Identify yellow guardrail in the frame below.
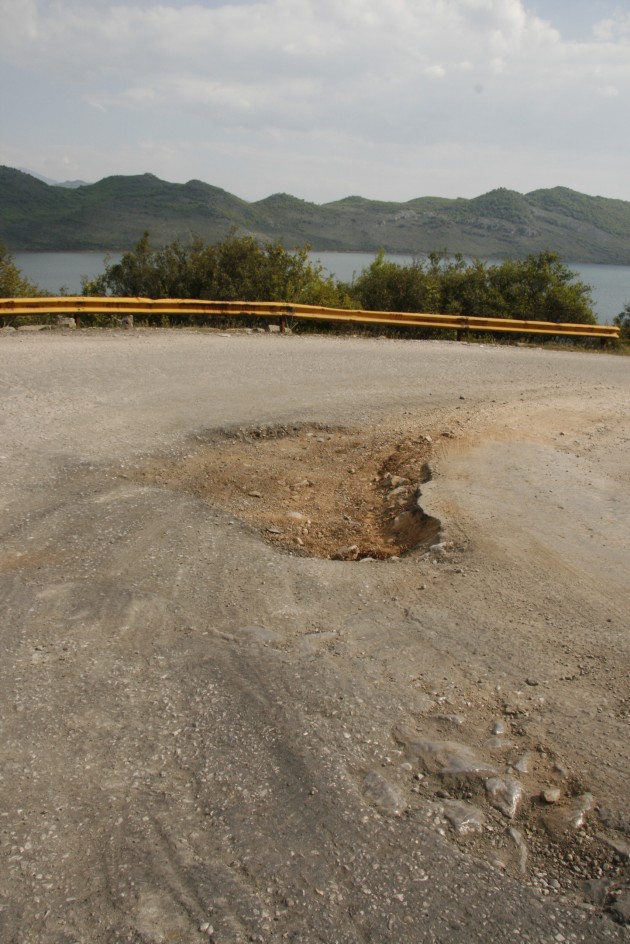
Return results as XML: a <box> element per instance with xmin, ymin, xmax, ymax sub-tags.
<box><xmin>0</xmin><ymin>296</ymin><xmax>620</xmax><ymax>340</ymax></box>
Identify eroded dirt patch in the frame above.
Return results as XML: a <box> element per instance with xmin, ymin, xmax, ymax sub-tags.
<box><xmin>132</xmin><ymin>423</ymin><xmax>441</xmax><ymax>560</ymax></box>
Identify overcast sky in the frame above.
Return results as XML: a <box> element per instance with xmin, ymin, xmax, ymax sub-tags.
<box><xmin>1</xmin><ymin>0</ymin><xmax>629</xmax><ymax>203</ymax></box>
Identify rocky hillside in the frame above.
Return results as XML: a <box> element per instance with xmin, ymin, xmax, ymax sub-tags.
<box><xmin>3</xmin><ymin>165</ymin><xmax>630</xmax><ymax>262</ymax></box>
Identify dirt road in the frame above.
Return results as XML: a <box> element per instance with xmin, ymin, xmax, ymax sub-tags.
<box><xmin>1</xmin><ymin>328</ymin><xmax>629</xmax><ymax>943</ymax></box>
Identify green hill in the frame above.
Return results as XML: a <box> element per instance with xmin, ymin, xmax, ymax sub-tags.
<box><xmin>2</xmin><ymin>167</ymin><xmax>630</xmax><ymax>263</ymax></box>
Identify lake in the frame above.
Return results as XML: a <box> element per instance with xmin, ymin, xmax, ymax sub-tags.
<box><xmin>13</xmin><ymin>250</ymin><xmax>630</xmax><ymax>326</ymax></box>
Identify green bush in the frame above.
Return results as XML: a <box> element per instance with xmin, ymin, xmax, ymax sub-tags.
<box><xmin>348</xmin><ymin>250</ymin><xmax>595</xmax><ymax>326</ymax></box>
<box><xmin>0</xmin><ymin>244</ymin><xmax>43</xmax><ymax>297</ymax></box>
<box><xmin>82</xmin><ymin>232</ymin><xmax>353</xmax><ymax>310</ymax></box>
<box><xmin>81</xmin><ymin>235</ymin><xmax>597</xmax><ymax>337</ymax></box>
<box><xmin>613</xmin><ymin>302</ymin><xmax>630</xmax><ymax>341</ymax></box>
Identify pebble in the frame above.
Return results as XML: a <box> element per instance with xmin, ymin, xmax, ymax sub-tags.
<box><xmin>332</xmin><ymin>544</ymin><xmax>360</xmax><ymax>561</ymax></box>
<box><xmin>542</xmin><ymin>787</ymin><xmax>562</xmax><ymax>804</ymax></box>
<box><xmin>388</xmin><ymin>485</ymin><xmax>409</xmax><ymax>498</ymax></box>
<box><xmin>525</xmin><ymin>676</ymin><xmax>539</xmax><ymax>686</ymax></box>
<box><xmin>432</xmin><ymin>713</ymin><xmax>465</xmax><ymax>726</ymax></box>
<box><xmin>502</xmin><ymin>704</ymin><xmax>520</xmax><ymax>716</ymax></box>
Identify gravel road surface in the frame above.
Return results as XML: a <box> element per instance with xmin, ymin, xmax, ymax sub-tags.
<box><xmin>1</xmin><ymin>328</ymin><xmax>629</xmax><ymax>943</ymax></box>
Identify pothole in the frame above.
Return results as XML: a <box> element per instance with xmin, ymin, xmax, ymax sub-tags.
<box><xmin>132</xmin><ymin>423</ymin><xmax>441</xmax><ymax>560</ymax></box>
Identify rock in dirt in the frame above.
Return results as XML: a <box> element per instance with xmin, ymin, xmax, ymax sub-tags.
<box><xmin>609</xmin><ymin>892</ymin><xmax>630</xmax><ymax>926</ymax></box>
<box><xmin>442</xmin><ymin>800</ymin><xmax>485</xmax><ymax>834</ymax></box>
<box><xmin>485</xmin><ymin>778</ymin><xmax>524</xmax><ymax>818</ymax></box>
<box><xmin>362</xmin><ymin>770</ymin><xmax>406</xmax><ymax>816</ymax></box>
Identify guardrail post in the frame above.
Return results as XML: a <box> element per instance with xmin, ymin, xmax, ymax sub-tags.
<box><xmin>280</xmin><ymin>316</ymin><xmax>286</xmax><ymax>334</ymax></box>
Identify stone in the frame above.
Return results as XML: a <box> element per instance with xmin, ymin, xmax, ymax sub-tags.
<box><xmin>508</xmin><ymin>827</ymin><xmax>528</xmax><ymax>874</ymax></box>
<box><xmin>598</xmin><ymin>834</ymin><xmax>630</xmax><ymax>859</ymax></box>
<box><xmin>394</xmin><ymin>730</ymin><xmax>495</xmax><ymax>780</ymax></box>
<box><xmin>485</xmin><ymin>737</ymin><xmax>514</xmax><ymax>750</ymax></box>
<box><xmin>332</xmin><ymin>544</ymin><xmax>360</xmax><ymax>561</ymax></box>
<box><xmin>387</xmin><ymin>474</ymin><xmax>409</xmax><ymax>488</ymax></box>
<box><xmin>541</xmin><ymin>793</ymin><xmax>594</xmax><ymax>837</ymax></box>
<box><xmin>290</xmin><ymin>479</ymin><xmax>311</xmax><ymax>489</ymax></box>
<box><xmin>362</xmin><ymin>770</ymin><xmax>405</xmax><ymax>816</ymax></box>
<box><xmin>609</xmin><ymin>892</ymin><xmax>630</xmax><ymax>926</ymax></box>
<box><xmin>485</xmin><ymin>778</ymin><xmax>524</xmax><ymax>818</ymax></box>
<box><xmin>442</xmin><ymin>800</ymin><xmax>485</xmax><ymax>834</ymax></box>
<box><xmin>511</xmin><ymin>753</ymin><xmax>532</xmax><ymax>774</ymax></box>
<box><xmin>542</xmin><ymin>787</ymin><xmax>562</xmax><ymax>804</ymax></box>
<box><xmin>435</xmin><ymin>713</ymin><xmax>465</xmax><ymax>726</ymax></box>
<box><xmin>581</xmin><ymin>878</ymin><xmax>613</xmax><ymax>906</ymax></box>
<box><xmin>502</xmin><ymin>704</ymin><xmax>520</xmax><ymax>716</ymax></box>
<box><xmin>388</xmin><ymin>485</ymin><xmax>409</xmax><ymax>498</ymax></box>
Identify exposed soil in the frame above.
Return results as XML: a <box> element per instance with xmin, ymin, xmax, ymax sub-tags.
<box><xmin>134</xmin><ymin>424</ymin><xmax>439</xmax><ymax>560</ymax></box>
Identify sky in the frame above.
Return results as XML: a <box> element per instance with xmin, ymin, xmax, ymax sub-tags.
<box><xmin>1</xmin><ymin>0</ymin><xmax>630</xmax><ymax>204</ymax></box>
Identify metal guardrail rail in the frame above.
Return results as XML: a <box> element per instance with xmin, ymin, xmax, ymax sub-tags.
<box><xmin>0</xmin><ymin>296</ymin><xmax>620</xmax><ymax>340</ymax></box>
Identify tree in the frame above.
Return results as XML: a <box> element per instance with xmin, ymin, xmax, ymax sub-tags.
<box><xmin>613</xmin><ymin>302</ymin><xmax>630</xmax><ymax>340</ymax></box>
<box><xmin>487</xmin><ymin>252</ymin><xmax>595</xmax><ymax>325</ymax></box>
<box><xmin>82</xmin><ymin>232</ymin><xmax>352</xmax><ymax>308</ymax></box>
<box><xmin>350</xmin><ymin>249</ymin><xmax>596</xmax><ymax>325</ymax></box>
<box><xmin>0</xmin><ymin>244</ymin><xmax>42</xmax><ymax>297</ymax></box>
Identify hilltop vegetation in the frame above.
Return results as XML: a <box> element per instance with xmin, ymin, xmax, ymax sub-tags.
<box><xmin>3</xmin><ymin>166</ymin><xmax>630</xmax><ymax>263</ymax></box>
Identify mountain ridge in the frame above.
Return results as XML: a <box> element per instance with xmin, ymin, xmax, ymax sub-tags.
<box><xmin>3</xmin><ymin>166</ymin><xmax>630</xmax><ymax>263</ymax></box>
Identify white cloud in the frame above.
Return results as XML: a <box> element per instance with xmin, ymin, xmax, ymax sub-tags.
<box><xmin>593</xmin><ymin>13</ymin><xmax>630</xmax><ymax>41</ymax></box>
<box><xmin>2</xmin><ymin>0</ymin><xmax>630</xmax><ymax>200</ymax></box>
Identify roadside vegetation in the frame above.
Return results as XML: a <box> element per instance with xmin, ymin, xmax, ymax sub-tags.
<box><xmin>2</xmin><ymin>233</ymin><xmax>626</xmax><ymax>346</ymax></box>
<box><xmin>0</xmin><ymin>244</ymin><xmax>43</xmax><ymax>297</ymax></box>
<box><xmin>80</xmin><ymin>233</ymin><xmax>598</xmax><ymax>339</ymax></box>
<box><xmin>613</xmin><ymin>303</ymin><xmax>630</xmax><ymax>341</ymax></box>
<box><xmin>82</xmin><ymin>233</ymin><xmax>351</xmax><ymax>309</ymax></box>
<box><xmin>349</xmin><ymin>249</ymin><xmax>596</xmax><ymax>326</ymax></box>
